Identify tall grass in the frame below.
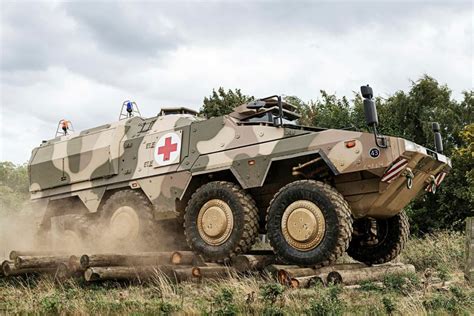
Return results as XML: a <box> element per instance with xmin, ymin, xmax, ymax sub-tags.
<box><xmin>0</xmin><ymin>231</ymin><xmax>472</xmax><ymax>315</ymax></box>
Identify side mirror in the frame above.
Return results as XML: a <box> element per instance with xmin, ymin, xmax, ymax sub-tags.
<box><xmin>361</xmin><ymin>85</ymin><xmax>378</xmax><ymax>127</ymax></box>
<box><xmin>361</xmin><ymin>85</ymin><xmax>373</xmax><ymax>99</ymax></box>
<box><xmin>432</xmin><ymin>122</ymin><xmax>444</xmax><ymax>153</ymax></box>
<box><xmin>361</xmin><ymin>84</ymin><xmax>387</xmax><ymax>148</ymax></box>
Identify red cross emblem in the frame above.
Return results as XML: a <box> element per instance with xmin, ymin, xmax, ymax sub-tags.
<box><xmin>154</xmin><ymin>132</ymin><xmax>182</xmax><ymax>166</ymax></box>
<box><xmin>157</xmin><ymin>137</ymin><xmax>178</xmax><ymax>161</ymax></box>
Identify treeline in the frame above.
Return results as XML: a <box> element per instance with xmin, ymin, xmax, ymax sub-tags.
<box><xmin>0</xmin><ymin>75</ymin><xmax>471</xmax><ymax>234</ymax></box>
<box><xmin>0</xmin><ymin>162</ymin><xmax>29</xmax><ymax>214</ymax></box>
<box><xmin>201</xmin><ymin>75</ymin><xmax>473</xmax><ymax>234</ymax></box>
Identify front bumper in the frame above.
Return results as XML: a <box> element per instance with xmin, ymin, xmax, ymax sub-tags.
<box><xmin>342</xmin><ymin>138</ymin><xmax>452</xmax><ymax>218</ymax></box>
<box><xmin>403</xmin><ymin>139</ymin><xmax>452</xmax><ymax>167</ymax></box>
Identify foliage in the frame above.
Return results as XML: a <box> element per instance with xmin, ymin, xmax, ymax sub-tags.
<box><xmin>359</xmin><ymin>280</ymin><xmax>383</xmax><ymax>292</ymax></box>
<box><xmin>0</xmin><ymin>75</ymin><xmax>471</xmax><ymax>234</ymax></box>
<box><xmin>0</xmin><ymin>246</ymin><xmax>473</xmax><ymax>315</ymax></box>
<box><xmin>205</xmin><ymin>75</ymin><xmax>472</xmax><ymax>234</ymax></box>
<box><xmin>200</xmin><ymin>87</ymin><xmax>253</xmax><ymax>118</ymax></box>
<box><xmin>212</xmin><ymin>287</ymin><xmax>238</xmax><ymax>316</ymax></box>
<box><xmin>422</xmin><ymin>286</ymin><xmax>474</xmax><ymax>314</ymax></box>
<box><xmin>0</xmin><ymin>161</ymin><xmax>29</xmax><ymax>214</ymax></box>
<box><xmin>382</xmin><ymin>272</ymin><xmax>420</xmax><ymax>294</ymax></box>
<box><xmin>382</xmin><ymin>296</ymin><xmax>396</xmax><ymax>315</ymax></box>
<box><xmin>305</xmin><ymin>285</ymin><xmax>345</xmax><ymax>316</ymax></box>
<box><xmin>401</xmin><ymin>230</ymin><xmax>465</xmax><ymax>273</ymax></box>
<box><xmin>262</xmin><ymin>305</ymin><xmax>285</xmax><ymax>316</ymax></box>
<box><xmin>299</xmin><ymin>91</ymin><xmax>354</xmax><ymax>129</ymax></box>
<box><xmin>259</xmin><ymin>283</ymin><xmax>285</xmax><ymax>304</ymax></box>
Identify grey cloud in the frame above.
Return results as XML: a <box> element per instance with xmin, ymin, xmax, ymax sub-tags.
<box><xmin>0</xmin><ymin>1</ymin><xmax>472</xmax><ymax>163</ymax></box>
<box><xmin>0</xmin><ymin>2</ymin><xmax>72</xmax><ymax>71</ymax></box>
<box><xmin>62</xmin><ymin>2</ymin><xmax>183</xmax><ymax>57</ymax></box>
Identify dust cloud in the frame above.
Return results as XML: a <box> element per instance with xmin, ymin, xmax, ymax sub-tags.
<box><xmin>0</xmin><ymin>203</ymin><xmax>188</xmax><ymax>262</ymax></box>
<box><xmin>0</xmin><ymin>208</ymin><xmax>43</xmax><ymax>261</ymax></box>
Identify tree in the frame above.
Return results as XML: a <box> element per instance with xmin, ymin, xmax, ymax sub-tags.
<box><xmin>408</xmin><ymin>123</ymin><xmax>474</xmax><ymax>233</ymax></box>
<box><xmin>200</xmin><ymin>87</ymin><xmax>253</xmax><ymax>118</ymax></box>
<box><xmin>298</xmin><ymin>91</ymin><xmax>354</xmax><ymax>129</ymax></box>
<box><xmin>0</xmin><ymin>162</ymin><xmax>29</xmax><ymax>215</ymax></box>
<box><xmin>295</xmin><ymin>75</ymin><xmax>472</xmax><ymax>234</ymax></box>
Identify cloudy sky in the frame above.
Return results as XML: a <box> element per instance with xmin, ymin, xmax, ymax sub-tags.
<box><xmin>0</xmin><ymin>0</ymin><xmax>472</xmax><ymax>163</ymax></box>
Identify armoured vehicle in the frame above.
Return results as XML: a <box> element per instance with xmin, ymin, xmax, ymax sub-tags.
<box><xmin>28</xmin><ymin>85</ymin><xmax>451</xmax><ymax>266</ymax></box>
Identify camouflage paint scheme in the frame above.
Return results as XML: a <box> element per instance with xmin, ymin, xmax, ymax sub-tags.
<box><xmin>28</xmin><ymin>102</ymin><xmax>451</xmax><ymax>224</ymax></box>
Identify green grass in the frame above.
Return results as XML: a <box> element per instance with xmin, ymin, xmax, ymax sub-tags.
<box><xmin>0</xmin><ymin>231</ymin><xmax>472</xmax><ymax>315</ymax></box>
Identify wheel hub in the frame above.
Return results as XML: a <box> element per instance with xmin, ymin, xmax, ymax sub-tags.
<box><xmin>197</xmin><ymin>199</ymin><xmax>233</xmax><ymax>245</ymax></box>
<box><xmin>281</xmin><ymin>200</ymin><xmax>325</xmax><ymax>251</ymax></box>
<box><xmin>109</xmin><ymin>206</ymin><xmax>140</xmax><ymax>240</ymax></box>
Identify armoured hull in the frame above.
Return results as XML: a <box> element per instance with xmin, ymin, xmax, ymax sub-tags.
<box><xmin>27</xmin><ymin>96</ymin><xmax>451</xmax><ymax>266</ymax></box>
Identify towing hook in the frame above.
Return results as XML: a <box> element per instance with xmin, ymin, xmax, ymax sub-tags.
<box><xmin>430</xmin><ymin>181</ymin><xmax>437</xmax><ymax>194</ymax></box>
<box><xmin>403</xmin><ymin>168</ymin><xmax>414</xmax><ymax>189</ymax></box>
<box><xmin>425</xmin><ymin>175</ymin><xmax>437</xmax><ymax>194</ymax></box>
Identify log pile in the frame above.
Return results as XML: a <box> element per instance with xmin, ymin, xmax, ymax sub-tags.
<box><xmin>1</xmin><ymin>249</ymin><xmax>416</xmax><ymax>287</ymax></box>
<box><xmin>274</xmin><ymin>262</ymin><xmax>416</xmax><ymax>288</ymax></box>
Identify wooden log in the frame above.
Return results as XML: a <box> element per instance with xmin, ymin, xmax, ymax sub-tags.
<box><xmin>277</xmin><ymin>263</ymin><xmax>367</xmax><ymax>285</ymax></box>
<box><xmin>55</xmin><ymin>263</ymin><xmax>72</xmax><ymax>280</ymax></box>
<box><xmin>193</xmin><ymin>255</ymin><xmax>207</xmax><ymax>267</ymax></box>
<box><xmin>125</xmin><ymin>252</ymin><xmax>177</xmax><ymax>266</ymax></box>
<box><xmin>191</xmin><ymin>266</ymin><xmax>237</xmax><ymax>280</ymax></box>
<box><xmin>84</xmin><ymin>266</ymin><xmax>163</xmax><ymax>282</ymax></box>
<box><xmin>15</xmin><ymin>255</ymin><xmax>71</xmax><ymax>269</ymax></box>
<box><xmin>265</xmin><ymin>264</ymin><xmax>300</xmax><ymax>275</ymax></box>
<box><xmin>80</xmin><ymin>254</ymin><xmax>127</xmax><ymax>269</ymax></box>
<box><xmin>1</xmin><ymin>261</ymin><xmax>10</xmax><ymax>276</ymax></box>
<box><xmin>277</xmin><ymin>268</ymin><xmax>319</xmax><ymax>285</ymax></box>
<box><xmin>173</xmin><ymin>267</ymin><xmax>201</xmax><ymax>282</ymax></box>
<box><xmin>326</xmin><ymin>263</ymin><xmax>416</xmax><ymax>285</ymax></box>
<box><xmin>232</xmin><ymin>255</ymin><xmax>277</xmax><ymax>272</ymax></box>
<box><xmin>170</xmin><ymin>251</ymin><xmax>196</xmax><ymax>265</ymax></box>
<box><xmin>290</xmin><ymin>275</ymin><xmax>324</xmax><ymax>288</ymax></box>
<box><xmin>9</xmin><ymin>250</ymin><xmax>67</xmax><ymax>261</ymax></box>
<box><xmin>68</xmin><ymin>255</ymin><xmax>82</xmax><ymax>272</ymax></box>
<box><xmin>2</xmin><ymin>260</ymin><xmax>54</xmax><ymax>276</ymax></box>
<box><xmin>80</xmin><ymin>252</ymin><xmax>176</xmax><ymax>269</ymax></box>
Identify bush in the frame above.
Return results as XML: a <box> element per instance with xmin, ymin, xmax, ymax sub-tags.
<box><xmin>305</xmin><ymin>285</ymin><xmax>345</xmax><ymax>316</ymax></box>
<box><xmin>382</xmin><ymin>272</ymin><xmax>420</xmax><ymax>294</ymax></box>
<box><xmin>262</xmin><ymin>306</ymin><xmax>285</xmax><ymax>316</ymax></box>
<box><xmin>213</xmin><ymin>288</ymin><xmax>238</xmax><ymax>316</ymax></box>
<box><xmin>423</xmin><ymin>286</ymin><xmax>473</xmax><ymax>314</ymax></box>
<box><xmin>158</xmin><ymin>301</ymin><xmax>179</xmax><ymax>314</ymax></box>
<box><xmin>359</xmin><ymin>280</ymin><xmax>383</xmax><ymax>292</ymax></box>
<box><xmin>260</xmin><ymin>283</ymin><xmax>285</xmax><ymax>304</ymax></box>
<box><xmin>401</xmin><ymin>231</ymin><xmax>464</xmax><ymax>272</ymax></box>
<box><xmin>382</xmin><ymin>296</ymin><xmax>396</xmax><ymax>315</ymax></box>
<box><xmin>40</xmin><ymin>294</ymin><xmax>62</xmax><ymax>313</ymax></box>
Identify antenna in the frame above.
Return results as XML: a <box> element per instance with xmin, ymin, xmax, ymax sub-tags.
<box><xmin>119</xmin><ymin>100</ymin><xmax>141</xmax><ymax>120</ymax></box>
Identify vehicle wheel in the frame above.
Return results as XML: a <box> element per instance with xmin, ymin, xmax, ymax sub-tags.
<box><xmin>100</xmin><ymin>190</ymin><xmax>155</xmax><ymax>247</ymax></box>
<box><xmin>58</xmin><ymin>214</ymin><xmax>91</xmax><ymax>250</ymax></box>
<box><xmin>184</xmin><ymin>181</ymin><xmax>259</xmax><ymax>261</ymax></box>
<box><xmin>36</xmin><ymin>200</ymin><xmax>89</xmax><ymax>249</ymax></box>
<box><xmin>266</xmin><ymin>180</ymin><xmax>353</xmax><ymax>267</ymax></box>
<box><xmin>347</xmin><ymin>211</ymin><xmax>409</xmax><ymax>265</ymax></box>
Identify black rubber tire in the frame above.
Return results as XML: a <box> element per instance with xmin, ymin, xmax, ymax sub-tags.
<box><xmin>266</xmin><ymin>180</ymin><xmax>353</xmax><ymax>267</ymax></box>
<box><xmin>100</xmin><ymin>189</ymin><xmax>156</xmax><ymax>247</ymax></box>
<box><xmin>58</xmin><ymin>214</ymin><xmax>92</xmax><ymax>248</ymax></box>
<box><xmin>62</xmin><ymin>214</ymin><xmax>91</xmax><ymax>237</ymax></box>
<box><xmin>347</xmin><ymin>211</ymin><xmax>409</xmax><ymax>265</ymax></box>
<box><xmin>183</xmin><ymin>181</ymin><xmax>259</xmax><ymax>262</ymax></box>
<box><xmin>36</xmin><ymin>199</ymin><xmax>88</xmax><ymax>247</ymax></box>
